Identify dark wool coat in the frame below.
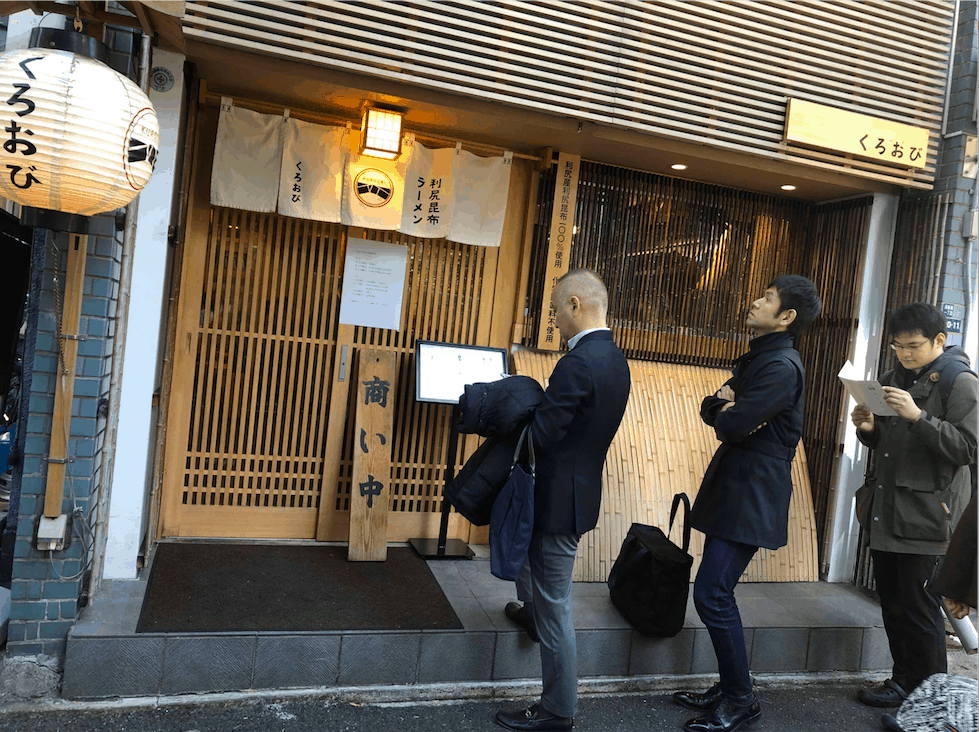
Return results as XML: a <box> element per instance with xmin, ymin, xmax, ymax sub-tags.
<box><xmin>443</xmin><ymin>376</ymin><xmax>544</xmax><ymax>526</ymax></box>
<box><xmin>531</xmin><ymin>331</ymin><xmax>631</xmax><ymax>535</ymax></box>
<box><xmin>689</xmin><ymin>332</ymin><xmax>805</xmax><ymax>550</ymax></box>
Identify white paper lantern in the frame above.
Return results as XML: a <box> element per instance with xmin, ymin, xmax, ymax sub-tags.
<box><xmin>0</xmin><ymin>47</ymin><xmax>160</xmax><ymax>215</ymax></box>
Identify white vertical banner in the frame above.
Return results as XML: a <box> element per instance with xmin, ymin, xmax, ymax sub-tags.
<box><xmin>338</xmin><ymin>237</ymin><xmax>410</xmax><ymax>331</ymax></box>
<box><xmin>399</xmin><ymin>139</ymin><xmax>454</xmax><ymax>239</ymax></box>
<box><xmin>341</xmin><ymin>134</ymin><xmax>411</xmax><ymax>230</ymax></box>
<box><xmin>210</xmin><ymin>97</ymin><xmax>283</xmax><ymax>212</ymax></box>
<box><xmin>278</xmin><ymin>118</ymin><xmax>346</xmax><ymax>222</ymax></box>
<box><xmin>447</xmin><ymin>148</ymin><xmax>513</xmax><ymax>247</ymax></box>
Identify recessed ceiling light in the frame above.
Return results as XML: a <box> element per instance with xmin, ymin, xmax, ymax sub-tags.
<box><xmin>671</xmin><ymin>163</ymin><xmax>687</xmax><ymax>171</ymax></box>
<box><xmin>781</xmin><ymin>184</ymin><xmax>797</xmax><ymax>191</ymax></box>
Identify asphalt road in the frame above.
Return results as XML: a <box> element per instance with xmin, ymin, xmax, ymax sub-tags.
<box><xmin>0</xmin><ymin>683</ymin><xmax>902</xmax><ymax>732</ymax></box>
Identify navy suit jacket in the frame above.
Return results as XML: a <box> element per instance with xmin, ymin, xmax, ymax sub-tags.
<box><xmin>531</xmin><ymin>330</ymin><xmax>631</xmax><ymax>535</ymax></box>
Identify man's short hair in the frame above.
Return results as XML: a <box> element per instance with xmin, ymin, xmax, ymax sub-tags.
<box><xmin>768</xmin><ymin>275</ymin><xmax>821</xmax><ymax>337</ymax></box>
<box><xmin>888</xmin><ymin>303</ymin><xmax>946</xmax><ymax>341</ymax></box>
<box><xmin>555</xmin><ymin>268</ymin><xmax>609</xmax><ymax>313</ymax></box>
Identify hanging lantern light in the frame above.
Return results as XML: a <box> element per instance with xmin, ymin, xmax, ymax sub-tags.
<box><xmin>0</xmin><ymin>28</ymin><xmax>159</xmax><ymax>216</ymax></box>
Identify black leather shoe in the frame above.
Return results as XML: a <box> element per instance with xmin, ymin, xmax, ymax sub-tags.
<box><xmin>505</xmin><ymin>602</ymin><xmax>539</xmax><ymax>642</ymax></box>
<box><xmin>881</xmin><ymin>713</ymin><xmax>905</xmax><ymax>732</ymax></box>
<box><xmin>673</xmin><ymin>683</ymin><xmax>723</xmax><ymax>711</ymax></box>
<box><xmin>683</xmin><ymin>697</ymin><xmax>762</xmax><ymax>732</ymax></box>
<box><xmin>495</xmin><ymin>703</ymin><xmax>573</xmax><ymax>731</ymax></box>
<box><xmin>857</xmin><ymin>679</ymin><xmax>908</xmax><ymax>708</ymax></box>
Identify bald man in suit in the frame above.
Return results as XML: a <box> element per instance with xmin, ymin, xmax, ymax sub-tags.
<box><xmin>495</xmin><ymin>269</ymin><xmax>631</xmax><ymax>732</ymax></box>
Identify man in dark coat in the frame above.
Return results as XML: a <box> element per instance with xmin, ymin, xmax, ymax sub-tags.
<box><xmin>495</xmin><ymin>269</ymin><xmax>631</xmax><ymax>732</ymax></box>
<box><xmin>850</xmin><ymin>303</ymin><xmax>977</xmax><ymax>715</ymax></box>
<box><xmin>673</xmin><ymin>275</ymin><xmax>822</xmax><ymax>732</ymax></box>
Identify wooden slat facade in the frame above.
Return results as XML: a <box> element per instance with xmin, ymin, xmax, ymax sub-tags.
<box><xmin>182</xmin><ymin>0</ymin><xmax>953</xmax><ymax>189</ymax></box>
<box><xmin>158</xmin><ymin>102</ymin><xmax>534</xmax><ymax>540</ymax></box>
<box><xmin>520</xmin><ymin>162</ymin><xmax>871</xmax><ymax>565</ymax></box>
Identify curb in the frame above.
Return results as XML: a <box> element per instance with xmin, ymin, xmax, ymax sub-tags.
<box><xmin>0</xmin><ymin>670</ymin><xmax>889</xmax><ymax>714</ymax></box>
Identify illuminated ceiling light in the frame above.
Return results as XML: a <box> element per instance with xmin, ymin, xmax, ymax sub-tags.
<box><xmin>781</xmin><ymin>184</ymin><xmax>797</xmax><ymax>191</ymax></box>
<box><xmin>671</xmin><ymin>163</ymin><xmax>688</xmax><ymax>171</ymax></box>
<box><xmin>361</xmin><ymin>106</ymin><xmax>403</xmax><ymax>159</ymax></box>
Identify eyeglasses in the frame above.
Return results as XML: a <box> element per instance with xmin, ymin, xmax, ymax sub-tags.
<box><xmin>889</xmin><ymin>340</ymin><xmax>930</xmax><ymax>353</ymax></box>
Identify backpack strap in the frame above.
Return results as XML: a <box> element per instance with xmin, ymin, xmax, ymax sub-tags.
<box><xmin>934</xmin><ymin>361</ymin><xmax>977</xmax><ymax>416</ymax></box>
<box><xmin>669</xmin><ymin>493</ymin><xmax>692</xmax><ymax>554</ymax></box>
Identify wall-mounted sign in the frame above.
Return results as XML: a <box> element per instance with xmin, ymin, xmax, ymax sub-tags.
<box><xmin>537</xmin><ymin>152</ymin><xmax>580</xmax><ymax>350</ymax></box>
<box><xmin>784</xmin><ymin>98</ymin><xmax>929</xmax><ymax>169</ymax></box>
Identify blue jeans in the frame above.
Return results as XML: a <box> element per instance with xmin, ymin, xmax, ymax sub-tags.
<box><xmin>693</xmin><ymin>536</ymin><xmax>758</xmax><ymax>701</ymax></box>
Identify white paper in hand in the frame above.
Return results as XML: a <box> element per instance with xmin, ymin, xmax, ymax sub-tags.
<box><xmin>837</xmin><ymin>361</ymin><xmax>898</xmax><ymax>416</ymax></box>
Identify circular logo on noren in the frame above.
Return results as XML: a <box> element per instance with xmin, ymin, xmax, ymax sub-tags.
<box><xmin>354</xmin><ymin>168</ymin><xmax>395</xmax><ymax>208</ymax></box>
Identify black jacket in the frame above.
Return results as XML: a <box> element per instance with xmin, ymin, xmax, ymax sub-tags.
<box><xmin>443</xmin><ymin>376</ymin><xmax>544</xmax><ymax>526</ymax></box>
<box><xmin>689</xmin><ymin>331</ymin><xmax>805</xmax><ymax>550</ymax></box>
<box><xmin>531</xmin><ymin>331</ymin><xmax>631</xmax><ymax>535</ymax></box>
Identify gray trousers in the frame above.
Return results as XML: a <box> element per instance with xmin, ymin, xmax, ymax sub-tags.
<box><xmin>515</xmin><ymin>531</ymin><xmax>580</xmax><ymax>718</ymax></box>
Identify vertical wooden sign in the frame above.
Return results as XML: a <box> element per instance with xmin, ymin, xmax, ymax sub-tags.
<box><xmin>348</xmin><ymin>348</ymin><xmax>397</xmax><ymax>561</ymax></box>
<box><xmin>537</xmin><ymin>152</ymin><xmax>580</xmax><ymax>350</ymax></box>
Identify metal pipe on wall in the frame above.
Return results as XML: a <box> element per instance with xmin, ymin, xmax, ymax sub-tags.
<box><xmin>89</xmin><ymin>31</ymin><xmax>152</xmax><ymax>595</ymax></box>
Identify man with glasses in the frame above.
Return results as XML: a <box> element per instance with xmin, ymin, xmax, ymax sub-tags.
<box><xmin>851</xmin><ymin>303</ymin><xmax>977</xmax><ymax>720</ymax></box>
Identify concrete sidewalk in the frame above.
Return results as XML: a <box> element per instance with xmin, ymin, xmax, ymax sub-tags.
<box><xmin>55</xmin><ymin>548</ymin><xmax>910</xmax><ymax>700</ymax></box>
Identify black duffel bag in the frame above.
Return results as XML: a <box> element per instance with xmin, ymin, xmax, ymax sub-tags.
<box><xmin>607</xmin><ymin>493</ymin><xmax>692</xmax><ymax>637</ymax></box>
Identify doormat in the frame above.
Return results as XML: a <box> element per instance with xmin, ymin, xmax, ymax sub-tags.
<box><xmin>136</xmin><ymin>544</ymin><xmax>463</xmax><ymax>633</ymax></box>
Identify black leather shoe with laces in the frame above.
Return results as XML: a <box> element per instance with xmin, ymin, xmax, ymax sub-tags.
<box><xmin>504</xmin><ymin>602</ymin><xmax>539</xmax><ymax>642</ymax></box>
<box><xmin>673</xmin><ymin>683</ymin><xmax>724</xmax><ymax>711</ymax></box>
<box><xmin>682</xmin><ymin>697</ymin><xmax>762</xmax><ymax>732</ymax></box>
<box><xmin>495</xmin><ymin>703</ymin><xmax>573</xmax><ymax>731</ymax></box>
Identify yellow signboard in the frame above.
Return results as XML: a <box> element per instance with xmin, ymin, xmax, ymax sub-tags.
<box><xmin>784</xmin><ymin>98</ymin><xmax>929</xmax><ymax>169</ymax></box>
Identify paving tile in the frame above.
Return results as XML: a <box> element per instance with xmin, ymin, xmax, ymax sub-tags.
<box><xmin>629</xmin><ymin>629</ymin><xmax>695</xmax><ymax>675</ymax></box>
<box><xmin>807</xmin><ymin>628</ymin><xmax>864</xmax><ymax>671</ymax></box>
<box><xmin>690</xmin><ymin>628</ymin><xmax>755</xmax><ymax>675</ymax></box>
<box><xmin>734</xmin><ymin>583</ymin><xmax>771</xmax><ymax>599</ymax></box>
<box><xmin>573</xmin><ymin>595</ymin><xmax>633</xmax><ymax>630</ymax></box>
<box><xmin>751</xmin><ymin>581</ymin><xmax>822</xmax><ymax>599</ymax></box>
<box><xmin>427</xmin><ymin>561</ymin><xmax>476</xmax><ymax>600</ymax></box>
<box><xmin>750</xmin><ymin>628</ymin><xmax>809</xmax><ymax>672</ymax></box>
<box><xmin>446</xmin><ymin>597</ymin><xmax>497</xmax><ymax>631</ymax></box>
<box><xmin>338</xmin><ymin>632</ymin><xmax>420</xmax><ymax>685</ymax></box>
<box><xmin>572</xmin><ymin>582</ymin><xmax>610</xmax><ymax>598</ymax></box>
<box><xmin>456</xmin><ymin>562</ymin><xmax>515</xmax><ymax>598</ymax></box>
<box><xmin>62</xmin><ymin>636</ymin><xmax>163</xmax><ymax>698</ymax></box>
<box><xmin>684</xmin><ymin>595</ymin><xmax>705</xmax><ymax>628</ymax></box>
<box><xmin>161</xmin><ymin>636</ymin><xmax>256</xmax><ymax>695</ymax></box>
<box><xmin>72</xmin><ymin>580</ymin><xmax>148</xmax><ymax>636</ymax></box>
<box><xmin>769</xmin><ymin>598</ymin><xmax>864</xmax><ymax>628</ymax></box>
<box><xmin>253</xmin><ymin>634</ymin><xmax>341</xmax><ymax>689</ymax></box>
<box><xmin>737</xmin><ymin>598</ymin><xmax>801</xmax><ymax>629</ymax></box>
<box><xmin>418</xmin><ymin>631</ymin><xmax>496</xmax><ymax>683</ymax></box>
<box><xmin>860</xmin><ymin>627</ymin><xmax>893</xmax><ymax>671</ymax></box>
<box><xmin>577</xmin><ymin>629</ymin><xmax>631</xmax><ymax>677</ymax></box>
<box><xmin>493</xmin><ymin>630</ymin><xmax>542</xmax><ymax>680</ymax></box>
<box><xmin>476</xmin><ymin>595</ymin><xmax>521</xmax><ymax>631</ymax></box>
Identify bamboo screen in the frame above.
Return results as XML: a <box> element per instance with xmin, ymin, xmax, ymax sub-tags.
<box><xmin>332</xmin><ymin>231</ymin><xmax>491</xmax><ymax>519</ymax></box>
<box><xmin>855</xmin><ymin>192</ymin><xmax>951</xmax><ymax>588</ymax></box>
<box><xmin>515</xmin><ymin>352</ymin><xmax>819</xmax><ymax>582</ymax></box>
<box><xmin>523</xmin><ymin>162</ymin><xmax>871</xmax><ymax>563</ymax></box>
<box><xmin>176</xmin><ymin>209</ymin><xmax>346</xmax><ymax>536</ymax></box>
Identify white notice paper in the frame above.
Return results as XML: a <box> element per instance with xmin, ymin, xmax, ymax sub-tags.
<box><xmin>837</xmin><ymin>361</ymin><xmax>898</xmax><ymax>416</ymax></box>
<box><xmin>338</xmin><ymin>238</ymin><xmax>409</xmax><ymax>331</ymax></box>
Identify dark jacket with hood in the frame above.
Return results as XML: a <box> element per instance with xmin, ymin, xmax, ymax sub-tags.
<box><xmin>689</xmin><ymin>331</ymin><xmax>805</xmax><ymax>550</ymax></box>
<box><xmin>443</xmin><ymin>375</ymin><xmax>544</xmax><ymax>526</ymax></box>
<box><xmin>855</xmin><ymin>346</ymin><xmax>977</xmax><ymax>555</ymax></box>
